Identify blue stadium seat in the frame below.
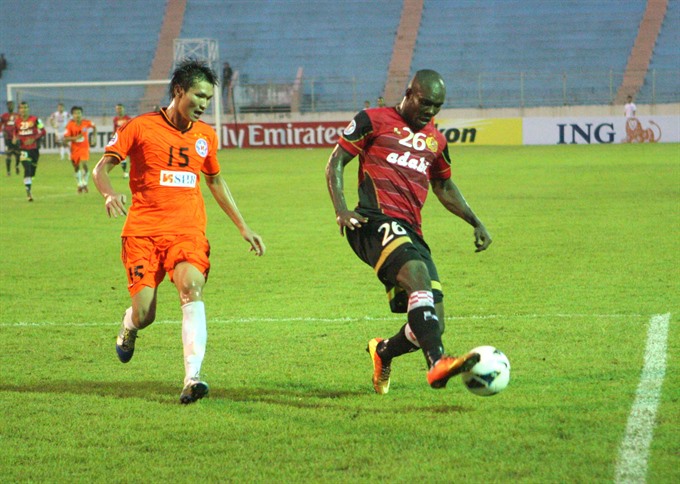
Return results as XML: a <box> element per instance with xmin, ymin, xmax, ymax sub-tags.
<box><xmin>181</xmin><ymin>0</ymin><xmax>402</xmax><ymax>111</ymax></box>
<box><xmin>1</xmin><ymin>0</ymin><xmax>165</xmax><ymax>116</ymax></box>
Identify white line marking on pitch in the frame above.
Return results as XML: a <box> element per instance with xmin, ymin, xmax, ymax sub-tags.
<box><xmin>615</xmin><ymin>313</ymin><xmax>671</xmax><ymax>484</ymax></box>
<box><xmin>0</xmin><ymin>313</ymin><xmax>646</xmax><ymax>327</ymax></box>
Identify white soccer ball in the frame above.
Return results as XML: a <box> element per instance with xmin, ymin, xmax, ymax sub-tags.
<box><xmin>461</xmin><ymin>346</ymin><xmax>511</xmax><ymax>396</ymax></box>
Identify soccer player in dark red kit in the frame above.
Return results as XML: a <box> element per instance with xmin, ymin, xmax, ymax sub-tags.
<box><xmin>13</xmin><ymin>101</ymin><xmax>46</xmax><ymax>201</ymax></box>
<box><xmin>112</xmin><ymin>103</ymin><xmax>131</xmax><ymax>177</ymax></box>
<box><xmin>1</xmin><ymin>100</ymin><xmax>21</xmax><ymax>176</ymax></box>
<box><xmin>326</xmin><ymin>69</ymin><xmax>492</xmax><ymax>394</ymax></box>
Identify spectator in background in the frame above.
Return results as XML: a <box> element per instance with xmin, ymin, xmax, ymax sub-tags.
<box><xmin>624</xmin><ymin>95</ymin><xmax>637</xmax><ymax>118</ymax></box>
<box><xmin>0</xmin><ymin>54</ymin><xmax>7</xmax><ymax>78</ymax></box>
<box><xmin>13</xmin><ymin>101</ymin><xmax>46</xmax><ymax>201</ymax></box>
<box><xmin>113</xmin><ymin>103</ymin><xmax>132</xmax><ymax>178</ymax></box>
<box><xmin>363</xmin><ymin>100</ymin><xmax>371</xmax><ymax>109</ymax></box>
<box><xmin>377</xmin><ymin>96</ymin><xmax>386</xmax><ymax>107</ymax></box>
<box><xmin>222</xmin><ymin>62</ymin><xmax>233</xmax><ymax>110</ymax></box>
<box><xmin>63</xmin><ymin>106</ymin><xmax>97</xmax><ymax>194</ymax></box>
<box><xmin>1</xmin><ymin>100</ymin><xmax>21</xmax><ymax>175</ymax></box>
<box><xmin>49</xmin><ymin>102</ymin><xmax>71</xmax><ymax>160</ymax></box>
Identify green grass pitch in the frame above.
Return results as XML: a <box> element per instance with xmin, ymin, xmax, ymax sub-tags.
<box><xmin>0</xmin><ymin>143</ymin><xmax>678</xmax><ymax>482</ymax></box>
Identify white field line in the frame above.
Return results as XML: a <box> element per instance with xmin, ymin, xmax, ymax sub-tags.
<box><xmin>615</xmin><ymin>313</ymin><xmax>671</xmax><ymax>484</ymax></box>
<box><xmin>0</xmin><ymin>312</ymin><xmax>647</xmax><ymax>328</ymax></box>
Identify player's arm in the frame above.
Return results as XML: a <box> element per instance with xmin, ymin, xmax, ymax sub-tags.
<box><xmin>431</xmin><ymin>177</ymin><xmax>492</xmax><ymax>252</ymax></box>
<box><xmin>325</xmin><ymin>144</ymin><xmax>368</xmax><ymax>236</ymax></box>
<box><xmin>93</xmin><ymin>155</ymin><xmax>127</xmax><ymax>218</ymax></box>
<box><xmin>89</xmin><ymin>123</ymin><xmax>97</xmax><ymax>147</ymax></box>
<box><xmin>204</xmin><ymin>173</ymin><xmax>265</xmax><ymax>256</ymax></box>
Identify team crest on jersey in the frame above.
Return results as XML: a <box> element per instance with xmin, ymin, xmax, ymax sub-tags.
<box><xmin>343</xmin><ymin>120</ymin><xmax>356</xmax><ymax>136</ymax></box>
<box><xmin>425</xmin><ymin>136</ymin><xmax>438</xmax><ymax>152</ymax></box>
<box><xmin>195</xmin><ymin>138</ymin><xmax>209</xmax><ymax>157</ymax></box>
<box><xmin>107</xmin><ymin>133</ymin><xmax>118</xmax><ymax>146</ymax></box>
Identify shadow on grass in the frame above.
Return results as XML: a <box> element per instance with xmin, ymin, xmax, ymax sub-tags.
<box><xmin>0</xmin><ymin>380</ymin><xmax>471</xmax><ymax>413</ymax></box>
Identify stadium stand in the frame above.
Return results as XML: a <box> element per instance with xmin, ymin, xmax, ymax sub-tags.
<box><xmin>1</xmin><ymin>0</ymin><xmax>166</xmax><ymax>116</ymax></box>
<box><xmin>638</xmin><ymin>0</ymin><xmax>680</xmax><ymax>103</ymax></box>
<box><xmin>1</xmin><ymin>0</ymin><xmax>676</xmax><ymax>114</ymax></box>
<box><xmin>412</xmin><ymin>0</ymin><xmax>649</xmax><ymax>108</ymax></box>
<box><xmin>180</xmin><ymin>0</ymin><xmax>402</xmax><ymax>111</ymax></box>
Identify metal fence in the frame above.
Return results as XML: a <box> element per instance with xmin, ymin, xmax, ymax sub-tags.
<box><xmin>234</xmin><ymin>69</ymin><xmax>680</xmax><ymax>113</ymax></box>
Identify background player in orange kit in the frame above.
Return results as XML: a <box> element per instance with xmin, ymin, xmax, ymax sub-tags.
<box><xmin>93</xmin><ymin>59</ymin><xmax>266</xmax><ymax>404</ymax></box>
<box><xmin>63</xmin><ymin>106</ymin><xmax>96</xmax><ymax>193</ymax></box>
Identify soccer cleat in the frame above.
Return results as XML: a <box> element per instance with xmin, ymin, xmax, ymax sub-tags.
<box><xmin>82</xmin><ymin>186</ymin><xmax>89</xmax><ymax>193</ymax></box>
<box><xmin>123</xmin><ymin>172</ymin><xmax>129</xmax><ymax>178</ymax></box>
<box><xmin>77</xmin><ymin>186</ymin><xmax>83</xmax><ymax>194</ymax></box>
<box><xmin>116</xmin><ymin>322</ymin><xmax>138</xmax><ymax>363</ymax></box>
<box><xmin>427</xmin><ymin>351</ymin><xmax>481</xmax><ymax>389</ymax></box>
<box><xmin>180</xmin><ymin>378</ymin><xmax>209</xmax><ymax>404</ymax></box>
<box><xmin>367</xmin><ymin>338</ymin><xmax>391</xmax><ymax>395</ymax></box>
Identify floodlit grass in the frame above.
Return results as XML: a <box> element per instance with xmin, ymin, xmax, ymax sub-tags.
<box><xmin>0</xmin><ymin>144</ymin><xmax>678</xmax><ymax>482</ymax></box>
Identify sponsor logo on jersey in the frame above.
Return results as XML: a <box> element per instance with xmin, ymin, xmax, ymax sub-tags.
<box><xmin>107</xmin><ymin>133</ymin><xmax>118</xmax><ymax>146</ymax></box>
<box><xmin>343</xmin><ymin>120</ymin><xmax>356</xmax><ymax>136</ymax></box>
<box><xmin>159</xmin><ymin>170</ymin><xmax>197</xmax><ymax>188</ymax></box>
<box><xmin>385</xmin><ymin>151</ymin><xmax>430</xmax><ymax>174</ymax></box>
<box><xmin>195</xmin><ymin>138</ymin><xmax>209</xmax><ymax>157</ymax></box>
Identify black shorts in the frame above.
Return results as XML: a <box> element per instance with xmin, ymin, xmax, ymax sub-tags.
<box><xmin>4</xmin><ymin>138</ymin><xmax>20</xmax><ymax>154</ymax></box>
<box><xmin>20</xmin><ymin>149</ymin><xmax>39</xmax><ymax>176</ymax></box>
<box><xmin>345</xmin><ymin>209</ymin><xmax>443</xmax><ymax>313</ymax></box>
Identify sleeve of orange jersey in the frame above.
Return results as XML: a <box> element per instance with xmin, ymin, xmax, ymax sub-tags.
<box><xmin>105</xmin><ymin>116</ymin><xmax>137</xmax><ymax>162</ymax></box>
<box><xmin>200</xmin><ymin>130</ymin><xmax>220</xmax><ymax>176</ymax></box>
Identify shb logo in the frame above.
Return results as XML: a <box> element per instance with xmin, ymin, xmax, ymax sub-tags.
<box><xmin>195</xmin><ymin>138</ymin><xmax>209</xmax><ymax>157</ymax></box>
<box><xmin>159</xmin><ymin>170</ymin><xmax>197</xmax><ymax>188</ymax></box>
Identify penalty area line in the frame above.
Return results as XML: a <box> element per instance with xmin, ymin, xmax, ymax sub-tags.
<box><xmin>614</xmin><ymin>312</ymin><xmax>671</xmax><ymax>484</ymax></box>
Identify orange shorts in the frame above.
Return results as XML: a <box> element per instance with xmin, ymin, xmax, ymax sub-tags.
<box><xmin>121</xmin><ymin>234</ymin><xmax>211</xmax><ymax>296</ymax></box>
<box><xmin>70</xmin><ymin>145</ymin><xmax>90</xmax><ymax>165</ymax></box>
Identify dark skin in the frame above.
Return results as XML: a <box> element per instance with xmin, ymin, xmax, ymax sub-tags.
<box><xmin>325</xmin><ymin>69</ymin><xmax>492</xmax><ymax>329</ymax></box>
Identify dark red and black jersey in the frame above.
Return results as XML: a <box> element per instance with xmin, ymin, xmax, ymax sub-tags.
<box><xmin>1</xmin><ymin>111</ymin><xmax>19</xmax><ymax>137</ymax></box>
<box><xmin>338</xmin><ymin>107</ymin><xmax>451</xmax><ymax>235</ymax></box>
<box><xmin>14</xmin><ymin>115</ymin><xmax>46</xmax><ymax>150</ymax></box>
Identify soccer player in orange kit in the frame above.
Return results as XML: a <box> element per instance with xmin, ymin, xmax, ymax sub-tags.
<box><xmin>93</xmin><ymin>59</ymin><xmax>266</xmax><ymax>404</ymax></box>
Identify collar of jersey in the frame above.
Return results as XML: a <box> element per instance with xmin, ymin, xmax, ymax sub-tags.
<box><xmin>160</xmin><ymin>107</ymin><xmax>193</xmax><ymax>133</ymax></box>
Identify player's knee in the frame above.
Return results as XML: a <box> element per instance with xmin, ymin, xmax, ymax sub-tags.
<box><xmin>396</xmin><ymin>259</ymin><xmax>431</xmax><ymax>293</ymax></box>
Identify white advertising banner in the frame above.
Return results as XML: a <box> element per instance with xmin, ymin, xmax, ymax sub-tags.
<box><xmin>523</xmin><ymin>116</ymin><xmax>680</xmax><ymax>145</ymax></box>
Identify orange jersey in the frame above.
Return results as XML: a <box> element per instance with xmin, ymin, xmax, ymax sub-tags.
<box><xmin>105</xmin><ymin>109</ymin><xmax>220</xmax><ymax>237</ymax></box>
<box><xmin>65</xmin><ymin>119</ymin><xmax>95</xmax><ymax>162</ymax></box>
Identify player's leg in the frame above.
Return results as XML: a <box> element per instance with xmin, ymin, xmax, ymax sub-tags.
<box><xmin>167</xmin><ymin>236</ymin><xmax>211</xmax><ymax>404</ymax></box>
<box><xmin>20</xmin><ymin>151</ymin><xmax>34</xmax><ymax>201</ymax></box>
<box><xmin>13</xmin><ymin>144</ymin><xmax>20</xmax><ymax>174</ymax></box>
<box><xmin>5</xmin><ymin>147</ymin><xmax>10</xmax><ymax>176</ymax></box>
<box><xmin>121</xmin><ymin>159</ymin><xmax>128</xmax><ymax>178</ymax></box>
<box><xmin>117</xmin><ymin>236</ymin><xmax>164</xmax><ymax>363</ymax></box>
<box><xmin>72</xmin><ymin>159</ymin><xmax>83</xmax><ymax>192</ymax></box>
<box><xmin>395</xmin><ymin>261</ymin><xmax>479</xmax><ymax>388</ymax></box>
<box><xmin>81</xmin><ymin>161</ymin><xmax>89</xmax><ymax>192</ymax></box>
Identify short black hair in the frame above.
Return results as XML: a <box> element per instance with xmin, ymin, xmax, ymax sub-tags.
<box><xmin>169</xmin><ymin>58</ymin><xmax>219</xmax><ymax>99</ymax></box>
<box><xmin>71</xmin><ymin>105</ymin><xmax>83</xmax><ymax>114</ymax></box>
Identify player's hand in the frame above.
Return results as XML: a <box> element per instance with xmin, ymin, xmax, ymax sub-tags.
<box><xmin>104</xmin><ymin>193</ymin><xmax>127</xmax><ymax>218</ymax></box>
<box><xmin>335</xmin><ymin>209</ymin><xmax>368</xmax><ymax>236</ymax></box>
<box><xmin>473</xmin><ymin>224</ymin><xmax>492</xmax><ymax>252</ymax></box>
<box><xmin>242</xmin><ymin>229</ymin><xmax>265</xmax><ymax>256</ymax></box>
